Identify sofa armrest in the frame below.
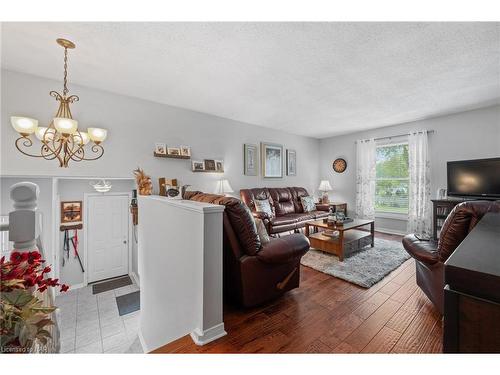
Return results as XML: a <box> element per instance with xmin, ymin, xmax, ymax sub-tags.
<box><xmin>315</xmin><ymin>203</ymin><xmax>330</xmax><ymax>212</ymax></box>
<box><xmin>252</xmin><ymin>211</ymin><xmax>271</xmax><ymax>221</ymax></box>
<box><xmin>256</xmin><ymin>234</ymin><xmax>310</xmax><ymax>264</ymax></box>
<box><xmin>402</xmin><ymin>234</ymin><xmax>439</xmax><ymax>265</ymax></box>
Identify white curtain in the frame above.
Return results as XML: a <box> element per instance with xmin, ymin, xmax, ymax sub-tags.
<box><xmin>355</xmin><ymin>139</ymin><xmax>376</xmax><ymax>220</ymax></box>
<box><xmin>408</xmin><ymin>131</ymin><xmax>431</xmax><ymax>235</ymax></box>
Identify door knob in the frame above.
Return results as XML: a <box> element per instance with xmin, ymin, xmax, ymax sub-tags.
<box><xmin>123</xmin><ymin>240</ymin><xmax>127</xmax><ymax>244</ymax></box>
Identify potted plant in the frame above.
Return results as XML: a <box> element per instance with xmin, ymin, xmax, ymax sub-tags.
<box><xmin>1</xmin><ymin>250</ymin><xmax>69</xmax><ymax>353</ymax></box>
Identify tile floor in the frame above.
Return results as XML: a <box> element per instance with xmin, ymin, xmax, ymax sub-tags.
<box><xmin>55</xmin><ymin>280</ymin><xmax>143</xmax><ymax>353</ymax></box>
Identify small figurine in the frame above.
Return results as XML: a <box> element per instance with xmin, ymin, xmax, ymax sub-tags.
<box><xmin>133</xmin><ymin>167</ymin><xmax>153</xmax><ymax>195</ymax></box>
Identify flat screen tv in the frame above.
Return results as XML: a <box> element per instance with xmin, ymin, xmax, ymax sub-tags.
<box><xmin>447</xmin><ymin>157</ymin><xmax>500</xmax><ymax>199</ymax></box>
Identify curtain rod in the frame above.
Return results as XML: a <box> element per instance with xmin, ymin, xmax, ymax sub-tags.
<box><xmin>355</xmin><ymin>130</ymin><xmax>435</xmax><ymax>143</ymax></box>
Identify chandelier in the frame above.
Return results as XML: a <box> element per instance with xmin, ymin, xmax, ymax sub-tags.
<box><xmin>11</xmin><ymin>38</ymin><xmax>108</xmax><ymax>168</ymax></box>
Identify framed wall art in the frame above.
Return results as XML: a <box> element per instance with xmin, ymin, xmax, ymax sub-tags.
<box><xmin>286</xmin><ymin>149</ymin><xmax>297</xmax><ymax>176</ymax></box>
<box><xmin>61</xmin><ymin>201</ymin><xmax>83</xmax><ymax>223</ymax></box>
<box><xmin>261</xmin><ymin>142</ymin><xmax>283</xmax><ymax>178</ymax></box>
<box><xmin>244</xmin><ymin>143</ymin><xmax>258</xmax><ymax>176</ymax></box>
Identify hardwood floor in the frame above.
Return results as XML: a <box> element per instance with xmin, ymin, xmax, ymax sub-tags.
<box><xmin>153</xmin><ymin>232</ymin><xmax>442</xmax><ymax>354</ymax></box>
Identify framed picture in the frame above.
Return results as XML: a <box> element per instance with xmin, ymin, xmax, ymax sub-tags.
<box><xmin>204</xmin><ymin>159</ymin><xmax>216</xmax><ymax>171</ymax></box>
<box><xmin>167</xmin><ymin>147</ymin><xmax>181</xmax><ymax>156</ymax></box>
<box><xmin>192</xmin><ymin>160</ymin><xmax>205</xmax><ymax>171</ymax></box>
<box><xmin>215</xmin><ymin>160</ymin><xmax>224</xmax><ymax>172</ymax></box>
<box><xmin>61</xmin><ymin>201</ymin><xmax>82</xmax><ymax>223</ymax></box>
<box><xmin>155</xmin><ymin>143</ymin><xmax>166</xmax><ymax>155</ymax></box>
<box><xmin>286</xmin><ymin>149</ymin><xmax>297</xmax><ymax>176</ymax></box>
<box><xmin>261</xmin><ymin>142</ymin><xmax>283</xmax><ymax>178</ymax></box>
<box><xmin>244</xmin><ymin>144</ymin><xmax>258</xmax><ymax>176</ymax></box>
<box><xmin>180</xmin><ymin>145</ymin><xmax>191</xmax><ymax>157</ymax></box>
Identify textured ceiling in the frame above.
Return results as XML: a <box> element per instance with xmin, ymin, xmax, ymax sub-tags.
<box><xmin>2</xmin><ymin>22</ymin><xmax>499</xmax><ymax>138</ymax></box>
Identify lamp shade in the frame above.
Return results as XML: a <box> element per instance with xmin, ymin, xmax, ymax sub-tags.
<box><xmin>35</xmin><ymin>127</ymin><xmax>56</xmax><ymax>142</ymax></box>
<box><xmin>318</xmin><ymin>180</ymin><xmax>332</xmax><ymax>191</ymax></box>
<box><xmin>54</xmin><ymin>117</ymin><xmax>78</xmax><ymax>135</ymax></box>
<box><xmin>88</xmin><ymin>127</ymin><xmax>107</xmax><ymax>143</ymax></box>
<box><xmin>11</xmin><ymin>117</ymin><xmax>38</xmax><ymax>135</ymax></box>
<box><xmin>217</xmin><ymin>179</ymin><xmax>234</xmax><ymax>195</ymax></box>
<box><xmin>73</xmin><ymin>131</ymin><xmax>90</xmax><ymax>145</ymax></box>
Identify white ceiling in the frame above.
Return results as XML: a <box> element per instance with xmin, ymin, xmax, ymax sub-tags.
<box><xmin>2</xmin><ymin>22</ymin><xmax>499</xmax><ymax>138</ymax></box>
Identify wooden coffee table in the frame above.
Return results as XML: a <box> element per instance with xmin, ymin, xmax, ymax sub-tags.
<box><xmin>305</xmin><ymin>219</ymin><xmax>375</xmax><ymax>261</ymax></box>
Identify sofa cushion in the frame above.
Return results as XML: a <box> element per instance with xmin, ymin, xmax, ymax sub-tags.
<box><xmin>270</xmin><ymin>215</ymin><xmax>298</xmax><ymax>226</ymax></box>
<box><xmin>269</xmin><ymin>188</ymin><xmax>296</xmax><ymax>216</ymax></box>
<box><xmin>254</xmin><ymin>198</ymin><xmax>274</xmax><ymax>218</ymax></box>
<box><xmin>187</xmin><ymin>192</ymin><xmax>262</xmax><ymax>255</ymax></box>
<box><xmin>289</xmin><ymin>187</ymin><xmax>310</xmax><ymax>213</ymax></box>
<box><xmin>300</xmin><ymin>196</ymin><xmax>316</xmax><ymax>213</ymax></box>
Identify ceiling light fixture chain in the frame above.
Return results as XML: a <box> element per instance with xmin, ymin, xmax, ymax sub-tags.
<box><xmin>10</xmin><ymin>38</ymin><xmax>107</xmax><ymax>168</ymax></box>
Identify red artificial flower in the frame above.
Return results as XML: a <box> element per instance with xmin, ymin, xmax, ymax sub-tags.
<box><xmin>21</xmin><ymin>252</ymin><xmax>29</xmax><ymax>262</ymax></box>
<box><xmin>24</xmin><ymin>274</ymin><xmax>37</xmax><ymax>287</ymax></box>
<box><xmin>42</xmin><ymin>266</ymin><xmax>51</xmax><ymax>274</ymax></box>
<box><xmin>28</xmin><ymin>251</ymin><xmax>41</xmax><ymax>264</ymax></box>
<box><xmin>60</xmin><ymin>284</ymin><xmax>69</xmax><ymax>292</ymax></box>
<box><xmin>10</xmin><ymin>251</ymin><xmax>22</xmax><ymax>263</ymax></box>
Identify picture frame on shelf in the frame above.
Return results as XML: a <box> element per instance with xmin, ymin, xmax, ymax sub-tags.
<box><xmin>244</xmin><ymin>143</ymin><xmax>258</xmax><ymax>176</ymax></box>
<box><xmin>167</xmin><ymin>147</ymin><xmax>181</xmax><ymax>156</ymax></box>
<box><xmin>286</xmin><ymin>149</ymin><xmax>297</xmax><ymax>176</ymax></box>
<box><xmin>261</xmin><ymin>142</ymin><xmax>283</xmax><ymax>178</ymax></box>
<box><xmin>192</xmin><ymin>160</ymin><xmax>205</xmax><ymax>171</ymax></box>
<box><xmin>204</xmin><ymin>159</ymin><xmax>216</xmax><ymax>171</ymax></box>
<box><xmin>215</xmin><ymin>160</ymin><xmax>224</xmax><ymax>172</ymax></box>
<box><xmin>155</xmin><ymin>143</ymin><xmax>167</xmax><ymax>155</ymax></box>
<box><xmin>180</xmin><ymin>145</ymin><xmax>191</xmax><ymax>157</ymax></box>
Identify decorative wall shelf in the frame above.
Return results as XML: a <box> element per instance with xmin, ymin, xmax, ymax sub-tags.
<box><xmin>153</xmin><ymin>152</ymin><xmax>191</xmax><ymax>160</ymax></box>
<box><xmin>192</xmin><ymin>170</ymin><xmax>224</xmax><ymax>173</ymax></box>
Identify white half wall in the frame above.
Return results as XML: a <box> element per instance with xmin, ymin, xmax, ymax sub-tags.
<box><xmin>1</xmin><ymin>70</ymin><xmax>320</xmax><ymax>195</ymax></box>
<box><xmin>319</xmin><ymin>105</ymin><xmax>500</xmax><ymax>234</ymax></box>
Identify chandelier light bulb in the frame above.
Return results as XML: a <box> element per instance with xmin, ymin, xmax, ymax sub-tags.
<box><xmin>11</xmin><ymin>117</ymin><xmax>38</xmax><ymax>135</ymax></box>
<box><xmin>54</xmin><ymin>117</ymin><xmax>78</xmax><ymax>135</ymax></box>
<box><xmin>88</xmin><ymin>128</ymin><xmax>107</xmax><ymax>143</ymax></box>
<box><xmin>35</xmin><ymin>127</ymin><xmax>56</xmax><ymax>142</ymax></box>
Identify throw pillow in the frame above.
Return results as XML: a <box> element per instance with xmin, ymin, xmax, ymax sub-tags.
<box><xmin>254</xmin><ymin>199</ymin><xmax>273</xmax><ymax>218</ymax></box>
<box><xmin>254</xmin><ymin>218</ymin><xmax>270</xmax><ymax>245</ymax></box>
<box><xmin>301</xmin><ymin>196</ymin><xmax>316</xmax><ymax>213</ymax></box>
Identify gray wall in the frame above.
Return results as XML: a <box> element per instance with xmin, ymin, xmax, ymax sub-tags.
<box><xmin>319</xmin><ymin>105</ymin><xmax>500</xmax><ymax>234</ymax></box>
<box><xmin>1</xmin><ymin>70</ymin><xmax>321</xmax><ymax>195</ymax></box>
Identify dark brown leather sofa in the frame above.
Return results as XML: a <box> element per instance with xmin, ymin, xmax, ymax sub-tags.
<box><xmin>403</xmin><ymin>200</ymin><xmax>500</xmax><ymax>314</ymax></box>
<box><xmin>184</xmin><ymin>191</ymin><xmax>310</xmax><ymax>308</ymax></box>
<box><xmin>240</xmin><ymin>187</ymin><xmax>329</xmax><ymax>235</ymax></box>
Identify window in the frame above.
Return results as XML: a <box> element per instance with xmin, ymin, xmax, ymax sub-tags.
<box><xmin>375</xmin><ymin>143</ymin><xmax>409</xmax><ymax>214</ymax></box>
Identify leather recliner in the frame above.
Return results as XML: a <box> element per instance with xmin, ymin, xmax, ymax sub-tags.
<box><xmin>402</xmin><ymin>200</ymin><xmax>500</xmax><ymax>314</ymax></box>
<box><xmin>184</xmin><ymin>191</ymin><xmax>310</xmax><ymax>308</ymax></box>
<box><xmin>240</xmin><ymin>187</ymin><xmax>329</xmax><ymax>235</ymax></box>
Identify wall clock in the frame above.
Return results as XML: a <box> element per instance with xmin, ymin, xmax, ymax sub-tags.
<box><xmin>332</xmin><ymin>158</ymin><xmax>347</xmax><ymax>173</ymax></box>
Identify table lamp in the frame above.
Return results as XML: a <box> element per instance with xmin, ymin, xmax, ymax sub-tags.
<box><xmin>318</xmin><ymin>180</ymin><xmax>332</xmax><ymax>203</ymax></box>
<box><xmin>217</xmin><ymin>179</ymin><xmax>234</xmax><ymax>196</ymax></box>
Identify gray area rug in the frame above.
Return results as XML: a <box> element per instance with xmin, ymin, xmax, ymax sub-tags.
<box><xmin>116</xmin><ymin>291</ymin><xmax>140</xmax><ymax>316</ymax></box>
<box><xmin>301</xmin><ymin>238</ymin><xmax>410</xmax><ymax>288</ymax></box>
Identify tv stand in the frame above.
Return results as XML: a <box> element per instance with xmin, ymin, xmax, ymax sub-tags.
<box><xmin>431</xmin><ymin>198</ymin><xmax>466</xmax><ymax>240</ymax></box>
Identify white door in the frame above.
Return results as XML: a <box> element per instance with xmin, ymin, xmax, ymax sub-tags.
<box><xmin>87</xmin><ymin>194</ymin><xmax>129</xmax><ymax>283</ymax></box>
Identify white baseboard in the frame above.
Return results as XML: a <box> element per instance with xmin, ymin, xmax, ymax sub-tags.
<box><xmin>138</xmin><ymin>328</ymin><xmax>148</xmax><ymax>353</ymax></box>
<box><xmin>190</xmin><ymin>323</ymin><xmax>227</xmax><ymax>346</ymax></box>
<box><xmin>376</xmin><ymin>227</ymin><xmax>407</xmax><ymax>236</ymax></box>
<box><xmin>130</xmin><ymin>271</ymin><xmax>140</xmax><ymax>287</ymax></box>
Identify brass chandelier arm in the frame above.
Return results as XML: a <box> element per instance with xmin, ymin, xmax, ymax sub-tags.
<box><xmin>14</xmin><ymin>136</ymin><xmax>46</xmax><ymax>158</ymax></box>
<box><xmin>74</xmin><ymin>143</ymin><xmax>104</xmax><ymax>162</ymax></box>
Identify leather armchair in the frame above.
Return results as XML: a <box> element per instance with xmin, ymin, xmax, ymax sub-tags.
<box><xmin>403</xmin><ymin>200</ymin><xmax>500</xmax><ymax>314</ymax></box>
<box><xmin>184</xmin><ymin>191</ymin><xmax>310</xmax><ymax>307</ymax></box>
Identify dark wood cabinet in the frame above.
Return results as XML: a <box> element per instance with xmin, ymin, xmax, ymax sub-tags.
<box><xmin>431</xmin><ymin>199</ymin><xmax>464</xmax><ymax>240</ymax></box>
<box><xmin>443</xmin><ymin>213</ymin><xmax>500</xmax><ymax>353</ymax></box>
